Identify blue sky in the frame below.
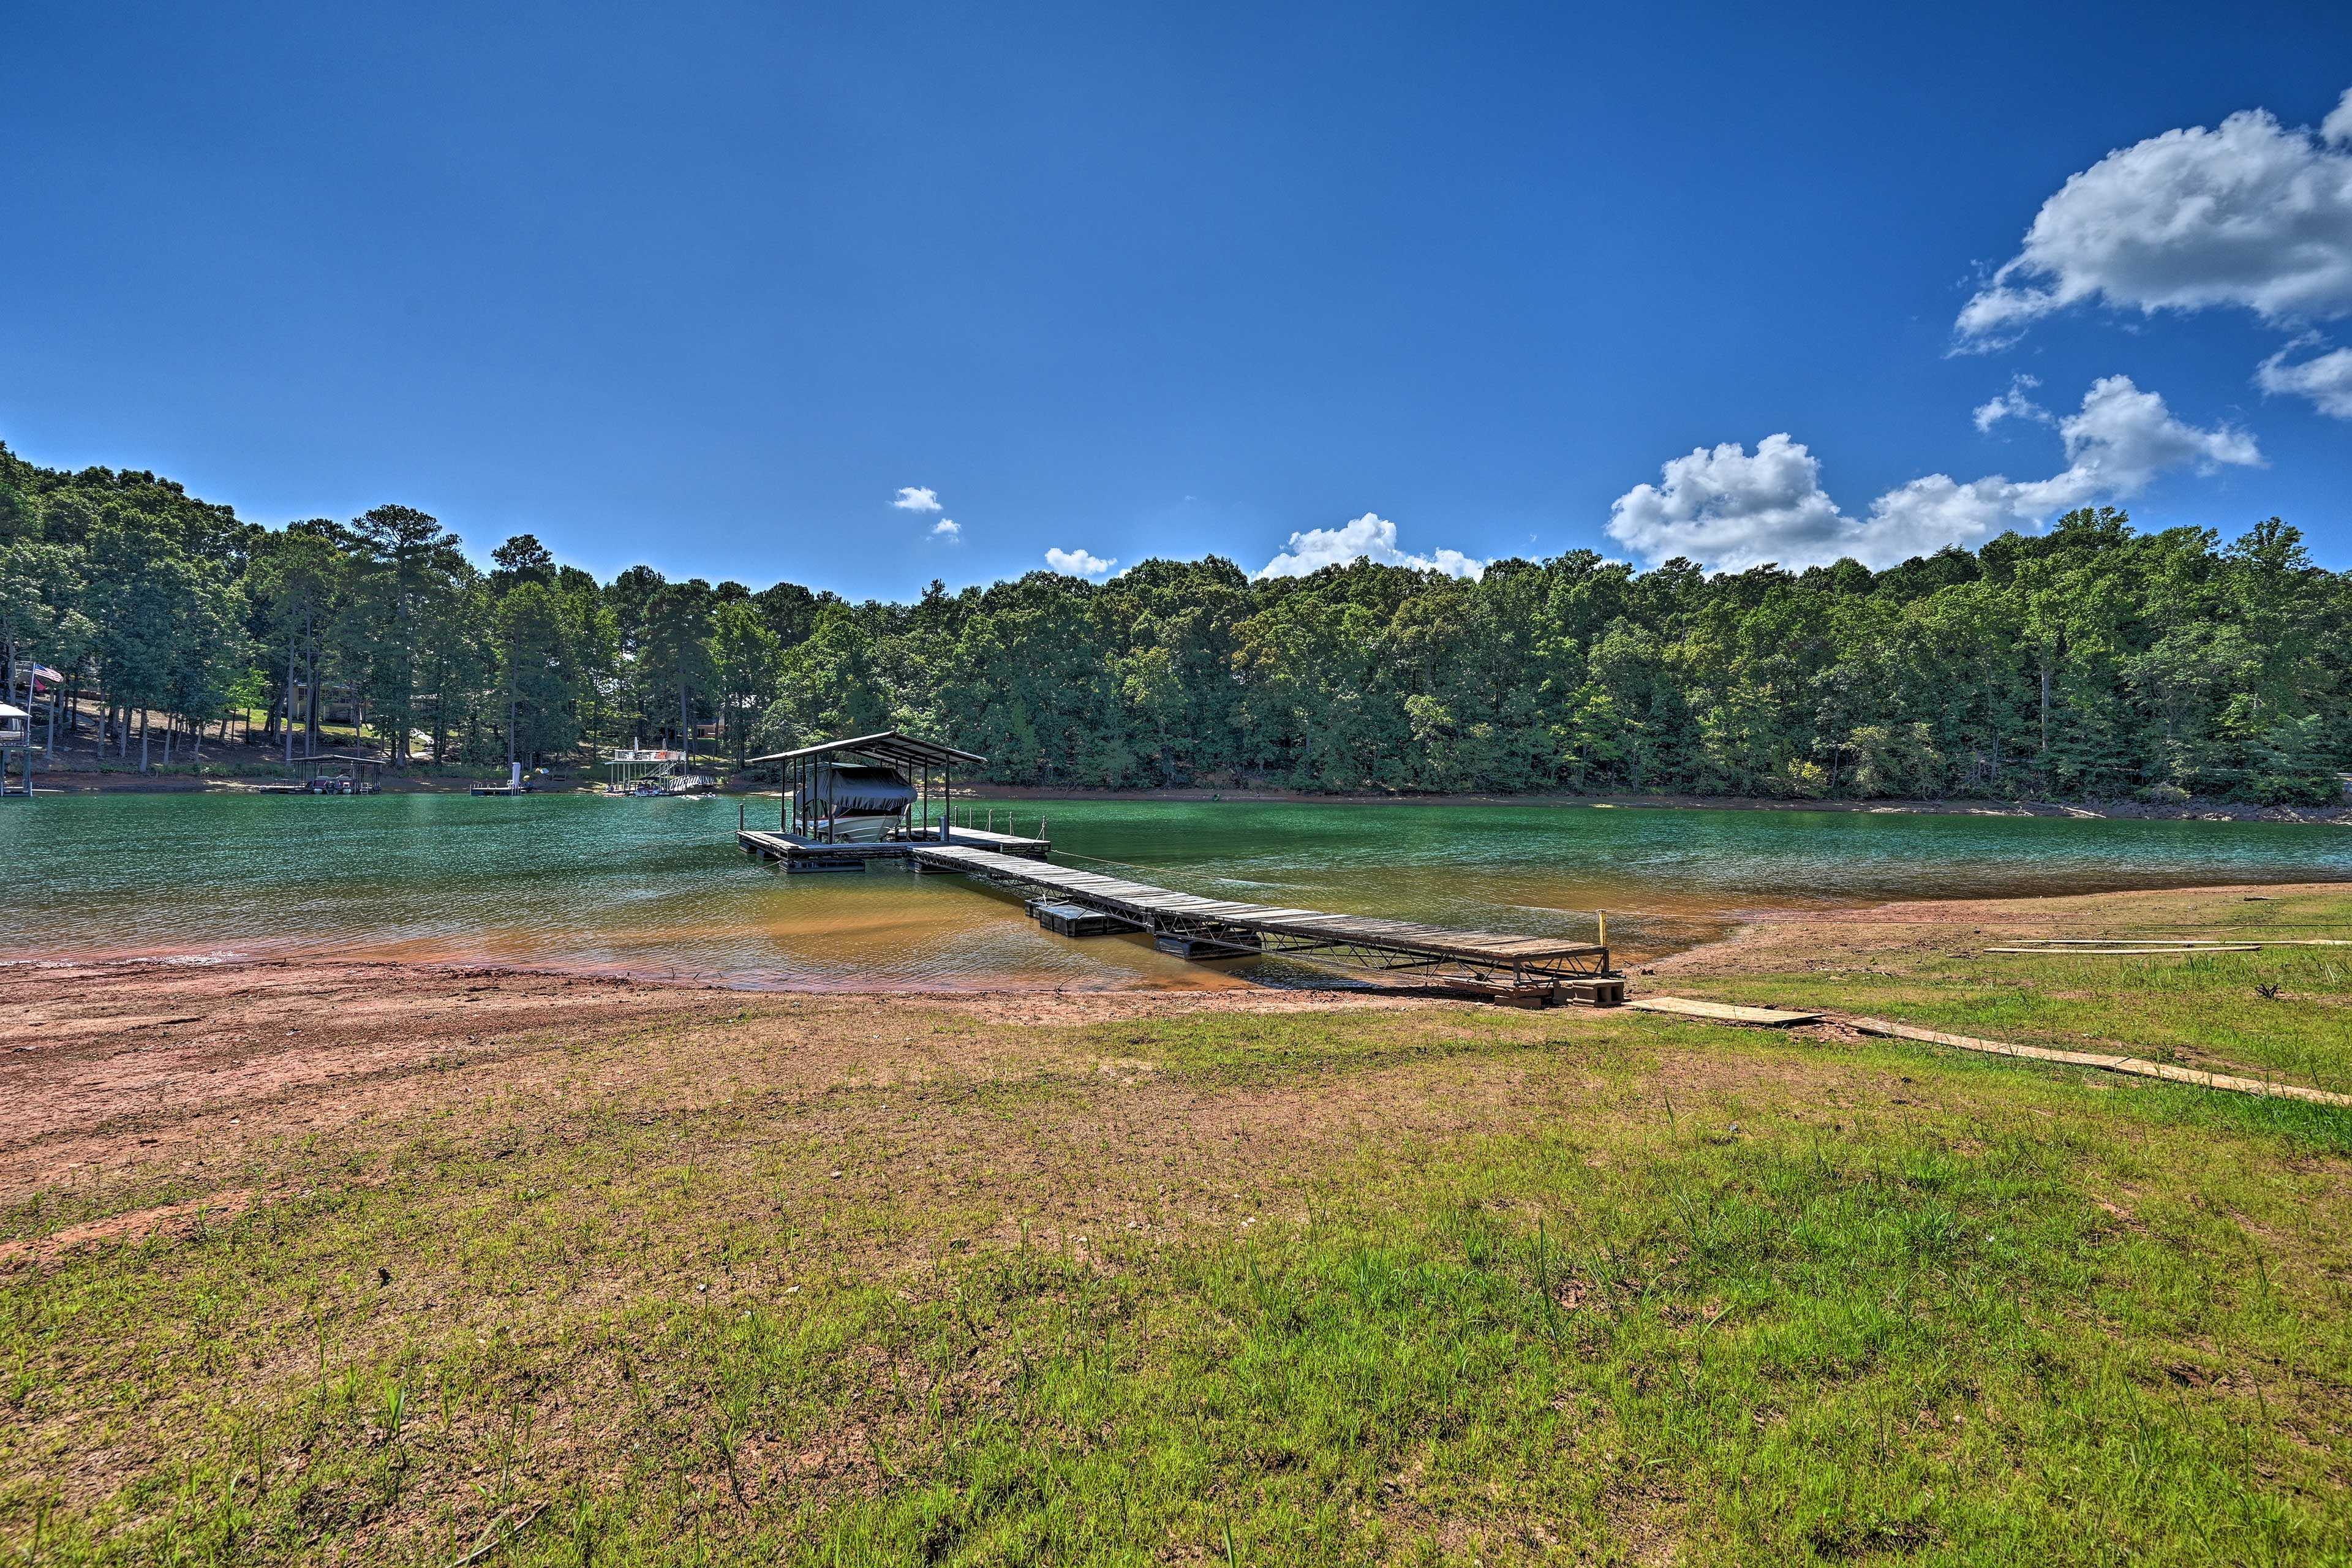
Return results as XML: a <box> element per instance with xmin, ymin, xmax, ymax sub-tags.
<box><xmin>5</xmin><ymin>2</ymin><xmax>2350</xmax><ymax>594</ymax></box>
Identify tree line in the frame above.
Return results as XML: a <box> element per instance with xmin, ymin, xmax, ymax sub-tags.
<box><xmin>2</xmin><ymin>440</ymin><xmax>2345</xmax><ymax>802</ymax></box>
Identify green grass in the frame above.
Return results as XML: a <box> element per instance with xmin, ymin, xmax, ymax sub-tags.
<box><xmin>7</xmin><ymin>987</ymin><xmax>2352</xmax><ymax>1564</ymax></box>
<box><xmin>1673</xmin><ymin>886</ymin><xmax>2352</xmax><ymax>1095</ymax></box>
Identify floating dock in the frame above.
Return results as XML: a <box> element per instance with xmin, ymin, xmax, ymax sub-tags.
<box><xmin>902</xmin><ymin>842</ymin><xmax>1622</xmax><ymax>1006</ymax></box>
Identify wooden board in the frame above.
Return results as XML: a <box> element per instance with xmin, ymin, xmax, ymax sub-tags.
<box><xmin>1847</xmin><ymin>1017</ymin><xmax>2352</xmax><ymax>1108</ymax></box>
<box><xmin>1985</xmin><ymin>945</ymin><xmax>2259</xmax><ymax>955</ymax></box>
<box><xmin>1625</xmin><ymin>996</ymin><xmax>1821</xmax><ymax>1027</ymax></box>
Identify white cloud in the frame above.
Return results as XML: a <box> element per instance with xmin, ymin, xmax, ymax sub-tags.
<box><xmin>1972</xmin><ymin>374</ymin><xmax>2049</xmax><ymax>432</ymax></box>
<box><xmin>2047</xmin><ymin>374</ymin><xmax>2260</xmax><ymax>488</ymax></box>
<box><xmin>1604</xmin><ymin>436</ymin><xmax>1853</xmax><ymax>571</ymax></box>
<box><xmin>1254</xmin><ymin>513</ymin><xmax>1488</xmax><ymax>581</ymax></box>
<box><xmin>2326</xmin><ymin>87</ymin><xmax>2352</xmax><ymax>147</ymax></box>
<box><xmin>1605</xmin><ymin>376</ymin><xmax>2261</xmax><ymax>571</ymax></box>
<box><xmin>1045</xmin><ymin>546</ymin><xmax>1117</xmax><ymax>576</ymax></box>
<box><xmin>892</xmin><ymin>486</ymin><xmax>943</xmax><ymax>511</ymax></box>
<box><xmin>1957</xmin><ymin>87</ymin><xmax>2352</xmax><ymax>345</ymax></box>
<box><xmin>2256</xmin><ymin>338</ymin><xmax>2352</xmax><ymax>418</ymax></box>
<box><xmin>930</xmin><ymin>518</ymin><xmax>961</xmax><ymax>540</ymax></box>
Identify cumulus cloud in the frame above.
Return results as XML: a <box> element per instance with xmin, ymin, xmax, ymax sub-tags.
<box><xmin>1956</xmin><ymin>87</ymin><xmax>2352</xmax><ymax>345</ymax></box>
<box><xmin>1254</xmin><ymin>513</ymin><xmax>1488</xmax><ymax>581</ymax></box>
<box><xmin>1972</xmin><ymin>374</ymin><xmax>2050</xmax><ymax>432</ymax></box>
<box><xmin>2256</xmin><ymin>339</ymin><xmax>2352</xmax><ymax>418</ymax></box>
<box><xmin>2328</xmin><ymin>88</ymin><xmax>2352</xmax><ymax>148</ymax></box>
<box><xmin>1045</xmin><ymin>546</ymin><xmax>1117</xmax><ymax>576</ymax></box>
<box><xmin>1605</xmin><ymin>376</ymin><xmax>2261</xmax><ymax>571</ymax></box>
<box><xmin>1604</xmin><ymin>437</ymin><xmax>1849</xmax><ymax>573</ymax></box>
<box><xmin>892</xmin><ymin>486</ymin><xmax>942</xmax><ymax>511</ymax></box>
<box><xmin>2049</xmin><ymin>374</ymin><xmax>2260</xmax><ymax>487</ymax></box>
<box><xmin>930</xmin><ymin>518</ymin><xmax>961</xmax><ymax>540</ymax></box>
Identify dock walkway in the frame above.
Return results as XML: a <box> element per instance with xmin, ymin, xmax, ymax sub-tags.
<box><xmin>905</xmin><ymin>842</ymin><xmax>1621</xmax><ymax>1004</ymax></box>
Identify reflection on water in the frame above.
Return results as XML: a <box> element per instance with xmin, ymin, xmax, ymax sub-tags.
<box><xmin>8</xmin><ymin>793</ymin><xmax>2346</xmax><ymax>989</ymax></box>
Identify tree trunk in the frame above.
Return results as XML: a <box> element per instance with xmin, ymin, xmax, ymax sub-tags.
<box><xmin>139</xmin><ymin>709</ymin><xmax>150</xmax><ymax>772</ymax></box>
<box><xmin>304</xmin><ymin>614</ymin><xmax>320</xmax><ymax>757</ymax></box>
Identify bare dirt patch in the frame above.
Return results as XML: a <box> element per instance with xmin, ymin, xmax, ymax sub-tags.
<box><xmin>0</xmin><ymin>1188</ymin><xmax>256</xmax><ymax>1268</ymax></box>
<box><xmin>1</xmin><ymin>957</ymin><xmax>1449</xmax><ymax>1206</ymax></box>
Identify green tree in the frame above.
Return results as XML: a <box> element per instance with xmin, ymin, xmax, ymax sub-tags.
<box><xmin>345</xmin><ymin>505</ymin><xmax>466</xmax><ymax>763</ymax></box>
<box><xmin>710</xmin><ymin>598</ymin><xmax>780</xmax><ymax>766</ymax></box>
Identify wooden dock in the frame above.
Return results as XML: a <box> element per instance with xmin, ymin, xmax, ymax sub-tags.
<box><xmin>736</xmin><ymin>825</ymin><xmax>1051</xmax><ymax>872</ymax></box>
<box><xmin>903</xmin><ymin>842</ymin><xmax>1621</xmax><ymax>1005</ymax></box>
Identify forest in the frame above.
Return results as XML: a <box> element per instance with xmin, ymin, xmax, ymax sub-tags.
<box><xmin>2</xmin><ymin>439</ymin><xmax>2346</xmax><ymax>804</ymax></box>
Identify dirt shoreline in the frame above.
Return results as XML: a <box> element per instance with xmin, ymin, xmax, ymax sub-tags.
<box><xmin>13</xmin><ymin>879</ymin><xmax>2344</xmax><ymax>1209</ymax></box>
<box><xmin>0</xmin><ymin>955</ymin><xmax>1438</xmax><ymax>1204</ymax></box>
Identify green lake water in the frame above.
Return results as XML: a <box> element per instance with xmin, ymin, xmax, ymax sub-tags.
<box><xmin>9</xmin><ymin>793</ymin><xmax>2348</xmax><ymax>990</ymax></box>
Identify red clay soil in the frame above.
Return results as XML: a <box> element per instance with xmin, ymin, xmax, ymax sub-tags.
<box><xmin>0</xmin><ymin>1189</ymin><xmax>257</xmax><ymax>1267</ymax></box>
<box><xmin>1</xmin><ymin>957</ymin><xmax>1436</xmax><ymax>1208</ymax></box>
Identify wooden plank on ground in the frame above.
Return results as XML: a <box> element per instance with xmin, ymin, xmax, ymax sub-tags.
<box><xmin>1626</xmin><ymin>996</ymin><xmax>1822</xmax><ymax>1027</ymax></box>
<box><xmin>1985</xmin><ymin>946</ymin><xmax>2260</xmax><ymax>955</ymax></box>
<box><xmin>1845</xmin><ymin>1017</ymin><xmax>2352</xmax><ymax>1107</ymax></box>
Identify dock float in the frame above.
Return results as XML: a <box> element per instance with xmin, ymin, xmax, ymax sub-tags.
<box><xmin>904</xmin><ymin>842</ymin><xmax>1622</xmax><ymax>1006</ymax></box>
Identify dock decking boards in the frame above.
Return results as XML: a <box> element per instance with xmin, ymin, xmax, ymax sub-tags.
<box><xmin>903</xmin><ymin>842</ymin><xmax>1618</xmax><ymax>1000</ymax></box>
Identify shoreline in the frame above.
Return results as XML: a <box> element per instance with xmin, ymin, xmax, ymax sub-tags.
<box><xmin>33</xmin><ymin>764</ymin><xmax>2350</xmax><ymax>824</ymax></box>
<box><xmin>21</xmin><ymin>877</ymin><xmax>2348</xmax><ymax>1003</ymax></box>
<box><xmin>957</xmin><ymin>782</ymin><xmax>2352</xmax><ymax>826</ymax></box>
<box><xmin>13</xmin><ymin>880</ymin><xmax>2348</xmax><ymax>1559</ymax></box>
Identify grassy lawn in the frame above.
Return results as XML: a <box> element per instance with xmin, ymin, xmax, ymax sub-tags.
<box><xmin>6</xmin><ymin>903</ymin><xmax>2352</xmax><ymax>1563</ymax></box>
<box><xmin>1656</xmin><ymin>884</ymin><xmax>2352</xmax><ymax>1096</ymax></box>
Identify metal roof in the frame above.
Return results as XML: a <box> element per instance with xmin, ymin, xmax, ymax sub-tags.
<box><xmin>292</xmin><ymin>753</ymin><xmax>386</xmax><ymax>766</ymax></box>
<box><xmin>0</xmin><ymin>704</ymin><xmax>26</xmax><ymax>720</ymax></box>
<box><xmin>749</xmin><ymin>729</ymin><xmax>986</xmax><ymax>768</ymax></box>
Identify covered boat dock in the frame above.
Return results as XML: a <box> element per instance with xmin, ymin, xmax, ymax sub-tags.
<box><xmin>737</xmin><ymin>730</ymin><xmax>1049</xmax><ymax>869</ymax></box>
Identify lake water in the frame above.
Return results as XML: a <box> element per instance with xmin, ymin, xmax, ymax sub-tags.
<box><xmin>10</xmin><ymin>793</ymin><xmax>2349</xmax><ymax>990</ymax></box>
